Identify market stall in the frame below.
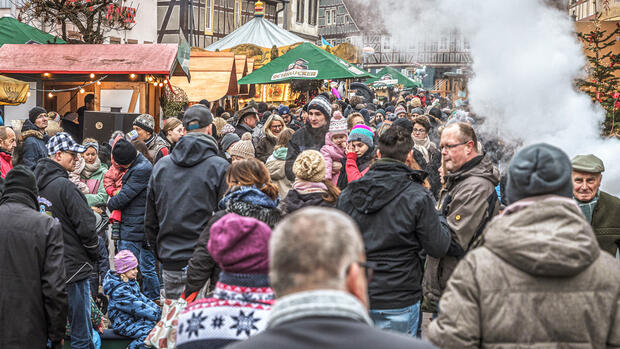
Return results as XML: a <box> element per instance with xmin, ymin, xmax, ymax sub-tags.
<box><xmin>365</xmin><ymin>66</ymin><xmax>422</xmax><ymax>89</ymax></box>
<box><xmin>0</xmin><ymin>43</ymin><xmax>189</xmax><ymax>127</ymax></box>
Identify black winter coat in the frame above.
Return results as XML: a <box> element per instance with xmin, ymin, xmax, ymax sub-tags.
<box><xmin>108</xmin><ymin>153</ymin><xmax>152</xmax><ymax>242</ymax></box>
<box><xmin>35</xmin><ymin>158</ymin><xmax>99</xmax><ymax>284</ymax></box>
<box><xmin>228</xmin><ymin>317</ymin><xmax>437</xmax><ymax>349</ymax></box>
<box><xmin>145</xmin><ymin>133</ymin><xmax>229</xmax><ymax>270</ymax></box>
<box><xmin>412</xmin><ymin>146</ymin><xmax>442</xmax><ymax>199</ymax></box>
<box><xmin>279</xmin><ymin>189</ymin><xmax>335</xmax><ymax>215</ymax></box>
<box><xmin>337</xmin><ymin>158</ymin><xmax>451</xmax><ymax>309</ymax></box>
<box><xmin>21</xmin><ymin>120</ymin><xmax>49</xmax><ymax>171</ymax></box>
<box><xmin>285</xmin><ymin>124</ymin><xmax>328</xmax><ymax>181</ymax></box>
<box><xmin>0</xmin><ymin>195</ymin><xmax>67</xmax><ymax>348</ymax></box>
<box><xmin>184</xmin><ymin>197</ymin><xmax>281</xmax><ymax>295</ymax></box>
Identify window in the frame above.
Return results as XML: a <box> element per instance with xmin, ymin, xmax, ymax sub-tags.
<box><xmin>234</xmin><ymin>0</ymin><xmax>242</xmax><ymax>28</ymax></box>
<box><xmin>309</xmin><ymin>0</ymin><xmax>317</xmax><ymax>25</ymax></box>
<box><xmin>109</xmin><ymin>37</ymin><xmax>121</xmax><ymax>44</ymax></box>
<box><xmin>326</xmin><ymin>8</ymin><xmax>331</xmax><ymax>25</ymax></box>
<box><xmin>439</xmin><ymin>35</ymin><xmax>448</xmax><ymax>51</ymax></box>
<box><xmin>296</xmin><ymin>0</ymin><xmax>305</xmax><ymax>23</ymax></box>
<box><xmin>382</xmin><ymin>36</ymin><xmax>391</xmax><ymax>51</ymax></box>
<box><xmin>205</xmin><ymin>0</ymin><xmax>214</xmax><ymax>35</ymax></box>
<box><xmin>127</xmin><ymin>39</ymin><xmax>138</xmax><ymax>44</ymax></box>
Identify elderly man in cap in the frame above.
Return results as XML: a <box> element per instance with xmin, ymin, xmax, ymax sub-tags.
<box><xmin>145</xmin><ymin>104</ymin><xmax>229</xmax><ymax>299</ymax></box>
<box><xmin>235</xmin><ymin>105</ymin><xmax>259</xmax><ymax>139</ymax></box>
<box><xmin>571</xmin><ymin>154</ymin><xmax>620</xmax><ymax>256</ymax></box>
<box><xmin>132</xmin><ymin>113</ymin><xmax>170</xmax><ymax>163</ymax></box>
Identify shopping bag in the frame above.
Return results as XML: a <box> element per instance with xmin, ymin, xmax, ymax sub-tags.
<box><xmin>144</xmin><ymin>298</ymin><xmax>187</xmax><ymax>348</ymax></box>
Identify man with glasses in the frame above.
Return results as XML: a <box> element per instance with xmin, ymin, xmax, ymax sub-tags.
<box><xmin>35</xmin><ymin>132</ymin><xmax>99</xmax><ymax>349</ymax></box>
<box><xmin>338</xmin><ymin>125</ymin><xmax>461</xmax><ymax>336</ymax></box>
<box><xmin>423</xmin><ymin>122</ymin><xmax>499</xmax><ymax>313</ymax></box>
<box><xmin>228</xmin><ymin>207</ymin><xmax>437</xmax><ymax>349</ymax></box>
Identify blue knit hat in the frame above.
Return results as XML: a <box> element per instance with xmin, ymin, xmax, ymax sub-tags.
<box><xmin>348</xmin><ymin>125</ymin><xmax>374</xmax><ymax>148</ymax></box>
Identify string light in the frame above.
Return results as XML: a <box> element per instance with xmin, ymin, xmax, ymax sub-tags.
<box><xmin>96</xmin><ymin>81</ymin><xmax>101</xmax><ymax>85</ymax></box>
<box><xmin>80</xmin><ymin>88</ymin><xmax>85</xmax><ymax>93</ymax></box>
<box><xmin>27</xmin><ymin>92</ymin><xmax>31</xmax><ymax>97</ymax></box>
<box><xmin>148</xmin><ymin>76</ymin><xmax>153</xmax><ymax>82</ymax></box>
<box><xmin>48</xmin><ymin>92</ymin><xmax>53</xmax><ymax>98</ymax></box>
<box><xmin>163</xmin><ymin>79</ymin><xmax>168</xmax><ymax>84</ymax></box>
<box><xmin>158</xmin><ymin>82</ymin><xmax>163</xmax><ymax>87</ymax></box>
<box><xmin>90</xmin><ymin>73</ymin><xmax>95</xmax><ymax>79</ymax></box>
<box><xmin>43</xmin><ymin>72</ymin><xmax>50</xmax><ymax>77</ymax></box>
<box><xmin>130</xmin><ymin>73</ymin><xmax>136</xmax><ymax>79</ymax></box>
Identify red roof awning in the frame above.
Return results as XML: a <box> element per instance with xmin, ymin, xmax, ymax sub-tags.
<box><xmin>0</xmin><ymin>44</ymin><xmax>189</xmax><ymax>79</ymax></box>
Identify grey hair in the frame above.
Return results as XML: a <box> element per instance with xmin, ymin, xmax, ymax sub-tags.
<box><xmin>269</xmin><ymin>207</ymin><xmax>364</xmax><ymax>297</ymax></box>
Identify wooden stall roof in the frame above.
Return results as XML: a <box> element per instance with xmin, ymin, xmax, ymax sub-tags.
<box><xmin>170</xmin><ymin>49</ymin><xmax>238</xmax><ymax>102</ymax></box>
<box><xmin>235</xmin><ymin>55</ymin><xmax>249</xmax><ymax>95</ymax></box>
<box><xmin>0</xmin><ymin>44</ymin><xmax>188</xmax><ymax>78</ymax></box>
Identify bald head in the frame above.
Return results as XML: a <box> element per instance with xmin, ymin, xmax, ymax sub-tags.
<box><xmin>269</xmin><ymin>207</ymin><xmax>364</xmax><ymax>297</ymax></box>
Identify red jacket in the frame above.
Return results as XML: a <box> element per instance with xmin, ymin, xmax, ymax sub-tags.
<box><xmin>0</xmin><ymin>150</ymin><xmax>13</xmax><ymax>178</ymax></box>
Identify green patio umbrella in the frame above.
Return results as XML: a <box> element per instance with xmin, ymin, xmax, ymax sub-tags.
<box><xmin>365</xmin><ymin>66</ymin><xmax>421</xmax><ymax>89</ymax></box>
<box><xmin>0</xmin><ymin>17</ymin><xmax>66</xmax><ymax>46</ymax></box>
<box><xmin>238</xmin><ymin>42</ymin><xmax>374</xmax><ymax>84</ymax></box>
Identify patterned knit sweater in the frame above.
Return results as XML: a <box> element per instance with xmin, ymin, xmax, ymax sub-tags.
<box><xmin>176</xmin><ymin>273</ymin><xmax>274</xmax><ymax>349</ymax></box>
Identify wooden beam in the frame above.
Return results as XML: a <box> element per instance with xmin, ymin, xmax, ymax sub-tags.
<box><xmin>139</xmin><ymin>83</ymin><xmax>147</xmax><ymax>114</ymax></box>
<box><xmin>128</xmin><ymin>88</ymin><xmax>139</xmax><ymax>113</ymax></box>
<box><xmin>158</xmin><ymin>0</ymin><xmax>178</xmax><ymax>43</ymax></box>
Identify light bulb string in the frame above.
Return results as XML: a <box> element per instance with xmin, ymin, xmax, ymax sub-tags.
<box><xmin>31</xmin><ymin>75</ymin><xmax>110</xmax><ymax>93</ymax></box>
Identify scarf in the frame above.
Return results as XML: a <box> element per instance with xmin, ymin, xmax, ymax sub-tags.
<box><xmin>272</xmin><ymin>147</ymin><xmax>288</xmax><ymax>161</ymax></box>
<box><xmin>81</xmin><ymin>156</ymin><xmax>101</xmax><ymax>179</ymax></box>
<box><xmin>413</xmin><ymin>136</ymin><xmax>432</xmax><ymax>163</ymax></box>
<box><xmin>292</xmin><ymin>180</ymin><xmax>328</xmax><ymax>194</ymax></box>
<box><xmin>220</xmin><ymin>186</ymin><xmax>279</xmax><ymax>210</ymax></box>
<box><xmin>575</xmin><ymin>190</ymin><xmax>600</xmax><ymax>223</ymax></box>
<box><xmin>267</xmin><ymin>290</ymin><xmax>373</xmax><ymax>328</ymax></box>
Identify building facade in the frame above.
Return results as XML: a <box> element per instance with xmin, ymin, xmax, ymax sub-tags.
<box><xmin>317</xmin><ymin>0</ymin><xmax>472</xmax><ymax>88</ymax></box>
<box><xmin>569</xmin><ymin>0</ymin><xmax>620</xmax><ymax>21</ymax></box>
<box><xmin>277</xmin><ymin>0</ymin><xmax>320</xmax><ymax>41</ymax></box>
<box><xmin>158</xmin><ymin>0</ymin><xmax>283</xmax><ymax>48</ymax></box>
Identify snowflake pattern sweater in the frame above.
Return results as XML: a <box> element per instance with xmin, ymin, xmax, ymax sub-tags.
<box><xmin>103</xmin><ymin>270</ymin><xmax>161</xmax><ymax>349</ymax></box>
<box><xmin>176</xmin><ymin>273</ymin><xmax>274</xmax><ymax>349</ymax></box>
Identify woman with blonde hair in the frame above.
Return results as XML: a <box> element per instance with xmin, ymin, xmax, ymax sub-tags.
<box><xmin>184</xmin><ymin>158</ymin><xmax>282</xmax><ymax>298</ymax></box>
<box><xmin>255</xmin><ymin>114</ymin><xmax>287</xmax><ymax>162</ymax></box>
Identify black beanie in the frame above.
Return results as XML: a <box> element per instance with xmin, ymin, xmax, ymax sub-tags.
<box><xmin>3</xmin><ymin>165</ymin><xmax>39</xmax><ymax>208</ymax></box>
<box><xmin>29</xmin><ymin>106</ymin><xmax>47</xmax><ymax>123</ymax></box>
<box><xmin>392</xmin><ymin>118</ymin><xmax>413</xmax><ymax>134</ymax></box>
<box><xmin>506</xmin><ymin>143</ymin><xmax>573</xmax><ymax>205</ymax></box>
<box><xmin>112</xmin><ymin>139</ymin><xmax>138</xmax><ymax>166</ymax></box>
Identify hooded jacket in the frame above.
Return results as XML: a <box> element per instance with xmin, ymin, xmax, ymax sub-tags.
<box><xmin>184</xmin><ymin>186</ymin><xmax>281</xmax><ymax>296</ymax></box>
<box><xmin>320</xmin><ymin>133</ymin><xmax>346</xmax><ymax>184</ymax></box>
<box><xmin>266</xmin><ymin>148</ymin><xmax>292</xmax><ymax>198</ymax></box>
<box><xmin>21</xmin><ymin>119</ymin><xmax>49</xmax><ymax>170</ymax></box>
<box><xmin>0</xmin><ymin>149</ymin><xmax>12</xmax><ymax>178</ymax></box>
<box><xmin>107</xmin><ymin>153</ymin><xmax>152</xmax><ymax>242</ymax></box>
<box><xmin>427</xmin><ymin>196</ymin><xmax>620</xmax><ymax>348</ymax></box>
<box><xmin>279</xmin><ymin>189</ymin><xmax>335</xmax><ymax>215</ymax></box>
<box><xmin>0</xmin><ymin>193</ymin><xmax>67</xmax><ymax>348</ymax></box>
<box><xmin>145</xmin><ymin>132</ymin><xmax>229</xmax><ymax>270</ymax></box>
<box><xmin>285</xmin><ymin>124</ymin><xmax>329</xmax><ymax>181</ymax></box>
<box><xmin>35</xmin><ymin>158</ymin><xmax>99</xmax><ymax>284</ymax></box>
<box><xmin>423</xmin><ymin>154</ymin><xmax>500</xmax><ymax>305</ymax></box>
<box><xmin>337</xmin><ymin>159</ymin><xmax>452</xmax><ymax>309</ymax></box>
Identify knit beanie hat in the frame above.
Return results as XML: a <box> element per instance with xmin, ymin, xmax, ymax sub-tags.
<box><xmin>208</xmin><ymin>213</ymin><xmax>272</xmax><ymax>274</ymax></box>
<box><xmin>375</xmin><ymin>109</ymin><xmax>385</xmax><ymax>117</ymax></box>
<box><xmin>112</xmin><ymin>138</ymin><xmax>138</xmax><ymax>166</ymax></box>
<box><xmin>132</xmin><ymin>114</ymin><xmax>155</xmax><ymax>134</ymax></box>
<box><xmin>506</xmin><ymin>143</ymin><xmax>573</xmax><ymax>205</ymax></box>
<box><xmin>410</xmin><ymin>97</ymin><xmax>422</xmax><ymax>108</ymax></box>
<box><xmin>348</xmin><ymin>124</ymin><xmax>374</xmax><ymax>148</ymax></box>
<box><xmin>221</xmin><ymin>123</ymin><xmax>236</xmax><ymax>136</ymax></box>
<box><xmin>220</xmin><ymin>133</ymin><xmax>240</xmax><ymax>152</ymax></box>
<box><xmin>114</xmin><ymin>250</ymin><xmax>138</xmax><ymax>274</ymax></box>
<box><xmin>3</xmin><ymin>165</ymin><xmax>38</xmax><ymax>207</ymax></box>
<box><xmin>307</xmin><ymin>93</ymin><xmax>332</xmax><ymax>121</ymax></box>
<box><xmin>228</xmin><ymin>132</ymin><xmax>255</xmax><ymax>159</ymax></box>
<box><xmin>394</xmin><ymin>105</ymin><xmax>407</xmax><ymax>116</ymax></box>
<box><xmin>328</xmin><ymin>117</ymin><xmax>347</xmax><ymax>136</ymax></box>
<box><xmin>29</xmin><ymin>106</ymin><xmax>47</xmax><ymax>123</ymax></box>
<box><xmin>293</xmin><ymin>150</ymin><xmax>326</xmax><ymax>182</ymax></box>
<box><xmin>332</xmin><ymin>110</ymin><xmax>344</xmax><ymax>120</ymax></box>
<box><xmin>392</xmin><ymin>118</ymin><xmax>413</xmax><ymax>134</ymax></box>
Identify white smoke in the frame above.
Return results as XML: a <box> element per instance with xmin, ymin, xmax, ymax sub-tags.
<box><xmin>368</xmin><ymin>0</ymin><xmax>620</xmax><ymax>194</ymax></box>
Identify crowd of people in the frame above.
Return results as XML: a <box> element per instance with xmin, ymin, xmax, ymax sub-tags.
<box><xmin>0</xmin><ymin>87</ymin><xmax>618</xmax><ymax>349</ymax></box>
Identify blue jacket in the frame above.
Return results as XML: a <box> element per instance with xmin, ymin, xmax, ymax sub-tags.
<box><xmin>21</xmin><ymin>120</ymin><xmax>49</xmax><ymax>171</ymax></box>
<box><xmin>107</xmin><ymin>154</ymin><xmax>152</xmax><ymax>242</ymax></box>
<box><xmin>103</xmin><ymin>271</ymin><xmax>160</xmax><ymax>337</ymax></box>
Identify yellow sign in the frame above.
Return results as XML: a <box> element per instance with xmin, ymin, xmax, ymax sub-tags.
<box><xmin>0</xmin><ymin>75</ymin><xmax>29</xmax><ymax>106</ymax></box>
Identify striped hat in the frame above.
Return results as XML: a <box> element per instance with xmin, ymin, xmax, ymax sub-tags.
<box><xmin>307</xmin><ymin>93</ymin><xmax>332</xmax><ymax>120</ymax></box>
<box><xmin>348</xmin><ymin>125</ymin><xmax>374</xmax><ymax>148</ymax></box>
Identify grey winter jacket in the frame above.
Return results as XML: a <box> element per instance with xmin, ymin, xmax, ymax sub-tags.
<box><xmin>423</xmin><ymin>154</ymin><xmax>499</xmax><ymax>305</ymax></box>
<box><xmin>427</xmin><ymin>195</ymin><xmax>620</xmax><ymax>348</ymax></box>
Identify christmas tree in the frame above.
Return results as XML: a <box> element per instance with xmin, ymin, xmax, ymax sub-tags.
<box><xmin>576</xmin><ymin>14</ymin><xmax>620</xmax><ymax>136</ymax></box>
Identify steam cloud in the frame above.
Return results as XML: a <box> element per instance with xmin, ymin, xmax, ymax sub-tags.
<box><xmin>369</xmin><ymin>0</ymin><xmax>620</xmax><ymax>194</ymax></box>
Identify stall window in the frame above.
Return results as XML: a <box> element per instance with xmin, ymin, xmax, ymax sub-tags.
<box><xmin>205</xmin><ymin>0</ymin><xmax>214</xmax><ymax>35</ymax></box>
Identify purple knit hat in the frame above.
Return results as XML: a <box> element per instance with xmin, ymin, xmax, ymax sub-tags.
<box><xmin>114</xmin><ymin>250</ymin><xmax>138</xmax><ymax>274</ymax></box>
<box><xmin>208</xmin><ymin>213</ymin><xmax>272</xmax><ymax>274</ymax></box>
